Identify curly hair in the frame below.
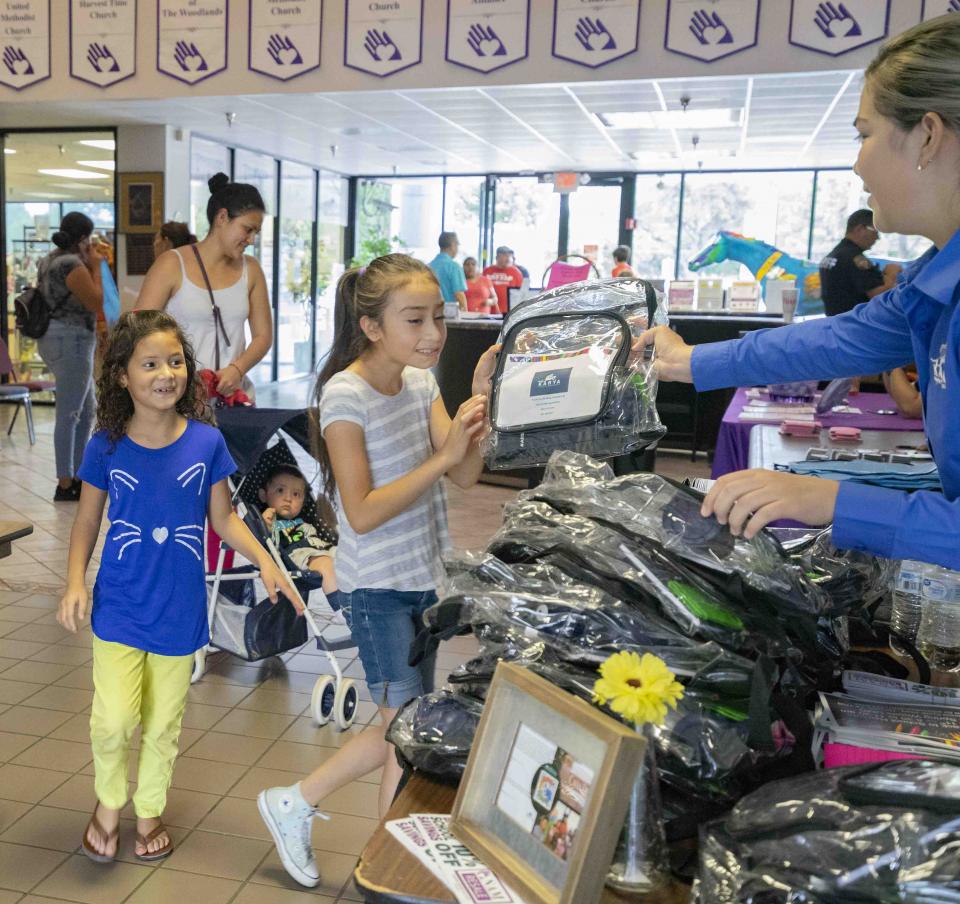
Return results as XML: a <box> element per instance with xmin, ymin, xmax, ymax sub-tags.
<box><xmin>96</xmin><ymin>310</ymin><xmax>212</xmax><ymax>444</ymax></box>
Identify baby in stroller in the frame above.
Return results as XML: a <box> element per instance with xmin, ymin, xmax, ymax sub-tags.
<box><xmin>259</xmin><ymin>463</ymin><xmax>337</xmax><ymax>596</ymax></box>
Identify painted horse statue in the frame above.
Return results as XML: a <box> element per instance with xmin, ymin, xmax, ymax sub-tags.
<box><xmin>688</xmin><ymin>231</ymin><xmax>825</xmax><ymax>315</ymax></box>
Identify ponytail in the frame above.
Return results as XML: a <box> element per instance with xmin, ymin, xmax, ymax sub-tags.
<box><xmin>312</xmin><ymin>253</ymin><xmax>439</xmax><ymax>500</ymax></box>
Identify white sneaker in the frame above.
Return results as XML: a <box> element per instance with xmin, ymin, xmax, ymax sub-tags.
<box><xmin>257</xmin><ymin>784</ymin><xmax>329</xmax><ymax>888</ymax></box>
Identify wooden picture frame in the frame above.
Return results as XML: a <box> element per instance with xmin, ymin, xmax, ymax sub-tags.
<box><xmin>450</xmin><ymin>662</ymin><xmax>644</xmax><ymax>904</ymax></box>
<box><xmin>119</xmin><ymin>172</ymin><xmax>163</xmax><ymax>234</ymax></box>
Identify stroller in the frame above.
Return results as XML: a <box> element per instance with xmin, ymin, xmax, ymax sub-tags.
<box><xmin>193</xmin><ymin>407</ymin><xmax>359</xmax><ymax>731</ymax></box>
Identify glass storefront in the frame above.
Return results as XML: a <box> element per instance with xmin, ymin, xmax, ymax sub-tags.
<box><xmin>316</xmin><ymin>170</ymin><xmax>348</xmax><ymax>366</ymax></box>
<box><xmin>2</xmin><ymin>130</ymin><xmax>116</xmax><ymax>385</ymax></box>
<box><xmin>277</xmin><ymin>162</ymin><xmax>316</xmax><ymax>381</ymax></box>
<box><xmin>234</xmin><ymin>149</ymin><xmax>277</xmax><ymax>387</ymax></box>
<box><xmin>190</xmin><ymin>137</ymin><xmax>231</xmax><ymax>241</ymax></box>
<box><xmin>492</xmin><ymin>177</ymin><xmax>561</xmax><ymax>284</ymax></box>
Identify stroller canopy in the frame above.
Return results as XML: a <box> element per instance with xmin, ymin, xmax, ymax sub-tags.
<box><xmin>215</xmin><ymin>407</ymin><xmax>313</xmax><ymax>474</ymax></box>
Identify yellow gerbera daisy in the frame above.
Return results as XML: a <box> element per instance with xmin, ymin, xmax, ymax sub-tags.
<box><xmin>593</xmin><ymin>651</ymin><xmax>684</xmax><ymax>727</ymax></box>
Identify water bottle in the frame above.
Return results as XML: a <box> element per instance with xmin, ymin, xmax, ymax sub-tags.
<box><xmin>890</xmin><ymin>560</ymin><xmax>927</xmax><ymax>656</ymax></box>
<box><xmin>916</xmin><ymin>567</ymin><xmax>960</xmax><ymax>672</ymax></box>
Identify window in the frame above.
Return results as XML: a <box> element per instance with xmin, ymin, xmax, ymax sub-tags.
<box><xmin>190</xmin><ymin>137</ymin><xmax>230</xmax><ymax>241</ymax></box>
<box><xmin>633</xmin><ymin>174</ymin><xmax>681</xmax><ymax>280</ymax></box>
<box><xmin>812</xmin><ymin>169</ymin><xmax>929</xmax><ymax>263</ymax></box>
<box><xmin>492</xmin><ymin>177</ymin><xmax>561</xmax><ymax>286</ymax></box>
<box><xmin>567</xmin><ymin>184</ymin><xmax>622</xmax><ymax>277</ymax></box>
<box><xmin>277</xmin><ymin>162</ymin><xmax>316</xmax><ymax>380</ymax></box>
<box><xmin>316</xmin><ymin>170</ymin><xmax>348</xmax><ymax>364</ymax></box>
<box><xmin>234</xmin><ymin>149</ymin><xmax>276</xmax><ymax>387</ymax></box>
<box><xmin>443</xmin><ymin>177</ymin><xmax>484</xmax><ymax>263</ymax></box>
<box><xmin>354</xmin><ymin>177</ymin><xmax>443</xmax><ymax>264</ymax></box>
<box><xmin>679</xmin><ymin>171</ymin><xmax>814</xmax><ymax>279</ymax></box>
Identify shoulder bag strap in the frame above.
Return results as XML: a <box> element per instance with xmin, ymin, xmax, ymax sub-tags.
<box><xmin>191</xmin><ymin>245</ymin><xmax>232</xmax><ymax>370</ymax></box>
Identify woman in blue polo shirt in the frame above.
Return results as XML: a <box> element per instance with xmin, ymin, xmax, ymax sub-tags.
<box><xmin>642</xmin><ymin>13</ymin><xmax>960</xmax><ymax>571</ymax></box>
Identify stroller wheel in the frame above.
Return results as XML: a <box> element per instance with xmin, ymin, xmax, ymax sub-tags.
<box><xmin>334</xmin><ymin>679</ymin><xmax>358</xmax><ymax>731</ymax></box>
<box><xmin>190</xmin><ymin>649</ymin><xmax>206</xmax><ymax>685</ymax></box>
<box><xmin>311</xmin><ymin>675</ymin><xmax>336</xmax><ymax>726</ymax></box>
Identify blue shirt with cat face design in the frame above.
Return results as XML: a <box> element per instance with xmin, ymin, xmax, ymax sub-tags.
<box><xmin>78</xmin><ymin>420</ymin><xmax>236</xmax><ymax>656</ymax></box>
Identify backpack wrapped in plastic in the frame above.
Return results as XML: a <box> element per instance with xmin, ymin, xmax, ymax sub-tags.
<box><xmin>483</xmin><ymin>278</ymin><xmax>666</xmax><ymax>470</ymax></box>
<box><xmin>695</xmin><ymin>760</ymin><xmax>960</xmax><ymax>902</ymax></box>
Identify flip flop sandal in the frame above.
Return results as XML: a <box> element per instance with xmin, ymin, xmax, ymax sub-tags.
<box><xmin>135</xmin><ymin>823</ymin><xmax>174</xmax><ymax>862</ymax></box>
<box><xmin>80</xmin><ymin>807</ymin><xmax>118</xmax><ymax>864</ymax></box>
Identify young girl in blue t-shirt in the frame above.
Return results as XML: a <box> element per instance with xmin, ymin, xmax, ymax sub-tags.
<box><xmin>258</xmin><ymin>254</ymin><xmax>498</xmax><ymax>888</ymax></box>
<box><xmin>58</xmin><ymin>310</ymin><xmax>296</xmax><ymax>864</ymax></box>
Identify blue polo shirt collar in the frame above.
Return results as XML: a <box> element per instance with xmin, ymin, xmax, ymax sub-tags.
<box><xmin>909</xmin><ymin>227</ymin><xmax>960</xmax><ymax>306</ymax></box>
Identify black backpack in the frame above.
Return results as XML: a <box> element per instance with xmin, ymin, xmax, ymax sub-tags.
<box><xmin>14</xmin><ymin>261</ymin><xmax>51</xmax><ymax>340</ymax></box>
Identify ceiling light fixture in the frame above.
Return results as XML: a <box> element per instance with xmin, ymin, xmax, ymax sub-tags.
<box><xmin>78</xmin><ymin>139</ymin><xmax>116</xmax><ymax>150</ymax></box>
<box><xmin>597</xmin><ymin>108</ymin><xmax>742</xmax><ymax>130</ymax></box>
<box><xmin>3</xmin><ymin>148</ymin><xmax>15</xmax><ymax>155</ymax></box>
<box><xmin>38</xmin><ymin>168</ymin><xmax>110</xmax><ymax>180</ymax></box>
<box><xmin>77</xmin><ymin>160</ymin><xmax>116</xmax><ymax>171</ymax></box>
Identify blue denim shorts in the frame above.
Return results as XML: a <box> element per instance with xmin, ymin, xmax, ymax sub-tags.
<box><xmin>339</xmin><ymin>588</ymin><xmax>437</xmax><ymax>709</ymax></box>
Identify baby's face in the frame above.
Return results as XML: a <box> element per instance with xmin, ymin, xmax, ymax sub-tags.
<box><xmin>262</xmin><ymin>476</ymin><xmax>306</xmax><ymax>520</ymax></box>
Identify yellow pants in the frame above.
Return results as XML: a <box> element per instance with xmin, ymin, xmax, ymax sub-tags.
<box><xmin>90</xmin><ymin>637</ymin><xmax>193</xmax><ymax>818</ymax></box>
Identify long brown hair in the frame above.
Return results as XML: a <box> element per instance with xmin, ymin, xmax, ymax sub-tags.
<box><xmin>312</xmin><ymin>253</ymin><xmax>439</xmax><ymax>499</ymax></box>
<box><xmin>96</xmin><ymin>310</ymin><xmax>211</xmax><ymax>444</ymax></box>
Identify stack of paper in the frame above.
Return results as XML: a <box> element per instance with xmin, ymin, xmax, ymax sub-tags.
<box><xmin>815</xmin><ymin>673</ymin><xmax>960</xmax><ymax>765</ymax></box>
<box><xmin>386</xmin><ymin>813</ymin><xmax>526</xmax><ymax>904</ymax></box>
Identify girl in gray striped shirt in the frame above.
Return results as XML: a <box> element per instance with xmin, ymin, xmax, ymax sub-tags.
<box><xmin>259</xmin><ymin>254</ymin><xmax>499</xmax><ymax>888</ymax></box>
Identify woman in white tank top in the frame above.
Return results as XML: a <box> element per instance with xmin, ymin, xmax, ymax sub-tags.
<box><xmin>135</xmin><ymin>173</ymin><xmax>273</xmax><ymax>399</ymax></box>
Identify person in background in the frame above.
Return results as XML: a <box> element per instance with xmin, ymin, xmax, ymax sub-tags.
<box><xmin>153</xmin><ymin>221</ymin><xmax>197</xmax><ymax>260</ymax></box>
<box><xmin>640</xmin><ymin>12</ymin><xmax>960</xmax><ymax>572</ymax></box>
<box><xmin>883</xmin><ymin>366</ymin><xmax>923</xmax><ymax>418</ymax></box>
<box><xmin>483</xmin><ymin>245</ymin><xmax>523</xmax><ymax>314</ymax></box>
<box><xmin>819</xmin><ymin>209</ymin><xmax>901</xmax><ymax>316</ymax></box>
<box><xmin>511</xmin><ymin>252</ymin><xmax>530</xmax><ymax>281</ymax></box>
<box><xmin>463</xmin><ymin>256</ymin><xmax>498</xmax><ymax>313</ymax></box>
<box><xmin>37</xmin><ymin>212</ymin><xmax>103</xmax><ymax>502</ymax></box>
<box><xmin>428</xmin><ymin>231</ymin><xmax>467</xmax><ymax>311</ymax></box>
<box><xmin>612</xmin><ymin>245</ymin><xmax>637</xmax><ymax>278</ymax></box>
<box><xmin>135</xmin><ymin>173</ymin><xmax>273</xmax><ymax>402</ymax></box>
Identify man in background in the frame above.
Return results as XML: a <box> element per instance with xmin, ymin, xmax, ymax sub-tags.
<box><xmin>483</xmin><ymin>245</ymin><xmax>523</xmax><ymax>314</ymax></box>
<box><xmin>819</xmin><ymin>209</ymin><xmax>900</xmax><ymax>316</ymax></box>
<box><xmin>429</xmin><ymin>231</ymin><xmax>467</xmax><ymax>311</ymax></box>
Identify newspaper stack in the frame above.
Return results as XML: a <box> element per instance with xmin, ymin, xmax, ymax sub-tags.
<box><xmin>386</xmin><ymin>813</ymin><xmax>526</xmax><ymax>904</ymax></box>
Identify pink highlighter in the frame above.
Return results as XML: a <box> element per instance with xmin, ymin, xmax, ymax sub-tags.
<box><xmin>829</xmin><ymin>426</ymin><xmax>862</xmax><ymax>442</ymax></box>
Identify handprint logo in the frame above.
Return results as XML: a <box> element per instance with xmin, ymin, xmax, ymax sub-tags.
<box><xmin>689</xmin><ymin>9</ymin><xmax>734</xmax><ymax>45</ymax></box>
<box><xmin>575</xmin><ymin>17</ymin><xmax>616</xmax><ymax>52</ymax></box>
<box><xmin>267</xmin><ymin>33</ymin><xmax>302</xmax><ymax>66</ymax></box>
<box><xmin>950</xmin><ymin>0</ymin><xmax>960</xmax><ymax>12</ymax></box>
<box><xmin>467</xmin><ymin>23</ymin><xmax>506</xmax><ymax>57</ymax></box>
<box><xmin>2</xmin><ymin>46</ymin><xmax>33</xmax><ymax>76</ymax></box>
<box><xmin>364</xmin><ymin>29</ymin><xmax>401</xmax><ymax>62</ymax></box>
<box><xmin>87</xmin><ymin>42</ymin><xmax>120</xmax><ymax>73</ymax></box>
<box><xmin>813</xmin><ymin>2</ymin><xmax>862</xmax><ymax>38</ymax></box>
<box><xmin>173</xmin><ymin>40</ymin><xmax>208</xmax><ymax>72</ymax></box>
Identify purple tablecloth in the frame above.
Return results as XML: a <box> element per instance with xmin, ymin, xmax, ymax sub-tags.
<box><xmin>712</xmin><ymin>388</ymin><xmax>925</xmax><ymax>478</ymax></box>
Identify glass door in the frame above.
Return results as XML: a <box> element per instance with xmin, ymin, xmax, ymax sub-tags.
<box><xmin>315</xmin><ymin>170</ymin><xmax>348</xmax><ymax>367</ymax></box>
<box><xmin>276</xmin><ymin>161</ymin><xmax>316</xmax><ymax>381</ymax></box>
<box><xmin>234</xmin><ymin>149</ymin><xmax>277</xmax><ymax>388</ymax></box>
<box><xmin>566</xmin><ymin>182</ymin><xmax>623</xmax><ymax>278</ymax></box>
<box><xmin>492</xmin><ymin>177</ymin><xmax>561</xmax><ymax>287</ymax></box>
<box><xmin>3</xmin><ymin>130</ymin><xmax>116</xmax><ymax>386</ymax></box>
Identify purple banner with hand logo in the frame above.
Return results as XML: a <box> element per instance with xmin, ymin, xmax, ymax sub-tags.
<box><xmin>158</xmin><ymin>0</ymin><xmax>227</xmax><ymax>85</ymax></box>
<box><xmin>70</xmin><ymin>0</ymin><xmax>137</xmax><ymax>88</ymax></box>
<box><xmin>665</xmin><ymin>0</ymin><xmax>760</xmax><ymax>63</ymax></box>
<box><xmin>552</xmin><ymin>0</ymin><xmax>641</xmax><ymax>68</ymax></box>
<box><xmin>344</xmin><ymin>0</ymin><xmax>423</xmax><ymax>78</ymax></box>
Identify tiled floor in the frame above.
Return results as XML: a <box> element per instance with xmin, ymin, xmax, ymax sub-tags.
<box><xmin>0</xmin><ymin>398</ymin><xmax>709</xmax><ymax>904</ymax></box>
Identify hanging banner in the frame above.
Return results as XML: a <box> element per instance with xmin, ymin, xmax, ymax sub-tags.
<box><xmin>789</xmin><ymin>0</ymin><xmax>889</xmax><ymax>56</ymax></box>
<box><xmin>445</xmin><ymin>0</ymin><xmax>529</xmax><ymax>74</ymax></box>
<box><xmin>0</xmin><ymin>0</ymin><xmax>50</xmax><ymax>91</ymax></box>
<box><xmin>70</xmin><ymin>0</ymin><xmax>137</xmax><ymax>88</ymax></box>
<box><xmin>921</xmin><ymin>0</ymin><xmax>960</xmax><ymax>19</ymax></box>
<box><xmin>344</xmin><ymin>0</ymin><xmax>422</xmax><ymax>77</ymax></box>
<box><xmin>249</xmin><ymin>0</ymin><xmax>321</xmax><ymax>81</ymax></box>
<box><xmin>552</xmin><ymin>0</ymin><xmax>640</xmax><ymax>69</ymax></box>
<box><xmin>665</xmin><ymin>0</ymin><xmax>760</xmax><ymax>62</ymax></box>
<box><xmin>157</xmin><ymin>0</ymin><xmax>228</xmax><ymax>84</ymax></box>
